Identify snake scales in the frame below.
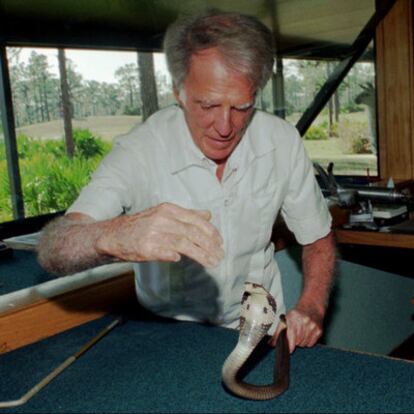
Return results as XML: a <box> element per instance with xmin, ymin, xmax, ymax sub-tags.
<box><xmin>221</xmin><ymin>282</ymin><xmax>290</xmax><ymax>400</ymax></box>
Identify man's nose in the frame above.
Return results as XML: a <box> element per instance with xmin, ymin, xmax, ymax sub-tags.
<box><xmin>214</xmin><ymin>109</ymin><xmax>232</xmax><ymax>138</ymax></box>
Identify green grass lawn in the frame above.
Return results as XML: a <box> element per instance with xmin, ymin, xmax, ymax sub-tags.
<box><xmin>296</xmin><ymin>111</ymin><xmax>378</xmax><ymax>175</ymax></box>
<box><xmin>304</xmin><ymin>137</ymin><xmax>377</xmax><ymax>175</ymax></box>
<box><xmin>16</xmin><ymin>115</ymin><xmax>141</xmax><ymax>141</ymax></box>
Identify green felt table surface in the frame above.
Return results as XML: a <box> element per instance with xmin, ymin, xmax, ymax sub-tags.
<box><xmin>0</xmin><ymin>250</ymin><xmax>54</xmax><ymax>295</ymax></box>
<box><xmin>0</xmin><ymin>314</ymin><xmax>413</xmax><ymax>413</ymax></box>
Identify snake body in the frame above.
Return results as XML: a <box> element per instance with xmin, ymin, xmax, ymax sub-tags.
<box><xmin>221</xmin><ymin>282</ymin><xmax>290</xmax><ymax>400</ymax></box>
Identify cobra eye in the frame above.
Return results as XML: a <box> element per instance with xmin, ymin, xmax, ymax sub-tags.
<box><xmin>241</xmin><ymin>292</ymin><xmax>251</xmax><ymax>304</ymax></box>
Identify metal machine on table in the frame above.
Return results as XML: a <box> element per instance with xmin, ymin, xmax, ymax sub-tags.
<box><xmin>314</xmin><ymin>163</ymin><xmax>413</xmax><ymax>231</ymax></box>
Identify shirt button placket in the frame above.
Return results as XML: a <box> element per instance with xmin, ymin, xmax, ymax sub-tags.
<box><xmin>221</xmin><ymin>167</ymin><xmax>238</xmax><ymax>307</ymax></box>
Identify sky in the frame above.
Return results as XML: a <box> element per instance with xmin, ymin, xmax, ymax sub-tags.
<box><xmin>11</xmin><ymin>46</ymin><xmax>301</xmax><ymax>84</ymax></box>
<box><xmin>10</xmin><ymin>47</ymin><xmax>169</xmax><ymax>84</ymax></box>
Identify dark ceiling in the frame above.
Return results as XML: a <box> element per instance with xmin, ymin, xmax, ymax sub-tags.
<box><xmin>0</xmin><ymin>0</ymin><xmax>376</xmax><ymax>59</ymax></box>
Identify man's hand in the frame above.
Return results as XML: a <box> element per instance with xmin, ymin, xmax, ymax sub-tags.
<box><xmin>269</xmin><ymin>231</ymin><xmax>335</xmax><ymax>353</ymax></box>
<box><xmin>95</xmin><ymin>202</ymin><xmax>224</xmax><ymax>268</ymax></box>
<box><xmin>269</xmin><ymin>305</ymin><xmax>324</xmax><ymax>353</ymax></box>
<box><xmin>285</xmin><ymin>305</ymin><xmax>323</xmax><ymax>351</ymax></box>
<box><xmin>269</xmin><ymin>302</ymin><xmax>323</xmax><ymax>353</ymax></box>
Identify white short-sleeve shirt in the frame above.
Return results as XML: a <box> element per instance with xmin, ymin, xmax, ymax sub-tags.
<box><xmin>68</xmin><ymin>105</ymin><xmax>331</xmax><ymax>331</ymax></box>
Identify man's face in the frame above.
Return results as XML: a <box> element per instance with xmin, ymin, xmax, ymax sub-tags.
<box><xmin>175</xmin><ymin>48</ymin><xmax>256</xmax><ymax>166</ymax></box>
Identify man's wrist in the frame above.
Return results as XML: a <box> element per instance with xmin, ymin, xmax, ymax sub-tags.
<box><xmin>295</xmin><ymin>298</ymin><xmax>326</xmax><ymax>322</ymax></box>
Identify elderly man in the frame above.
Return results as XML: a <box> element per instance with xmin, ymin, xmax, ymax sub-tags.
<box><xmin>38</xmin><ymin>11</ymin><xmax>335</xmax><ymax>353</ymax></box>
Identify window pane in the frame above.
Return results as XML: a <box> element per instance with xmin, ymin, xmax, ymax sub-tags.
<box><xmin>284</xmin><ymin>46</ymin><xmax>377</xmax><ymax>176</ymax></box>
<box><xmin>4</xmin><ymin>47</ymin><xmax>174</xmax><ymax>222</ymax></box>
<box><xmin>0</xmin><ymin>107</ymin><xmax>13</xmax><ymax>222</ymax></box>
<box><xmin>2</xmin><ymin>42</ymin><xmax>378</xmax><ymax>225</ymax></box>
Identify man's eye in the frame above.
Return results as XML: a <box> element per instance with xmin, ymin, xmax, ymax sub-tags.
<box><xmin>234</xmin><ymin>105</ymin><xmax>252</xmax><ymax>112</ymax></box>
<box><xmin>201</xmin><ymin>105</ymin><xmax>213</xmax><ymax>110</ymax></box>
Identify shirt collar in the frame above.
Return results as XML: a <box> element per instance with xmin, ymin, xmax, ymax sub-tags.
<box><xmin>168</xmin><ymin>107</ymin><xmax>276</xmax><ymax>174</ymax></box>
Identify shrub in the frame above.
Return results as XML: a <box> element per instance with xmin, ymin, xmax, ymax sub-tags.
<box><xmin>123</xmin><ymin>105</ymin><xmax>141</xmax><ymax>116</ymax></box>
<box><xmin>73</xmin><ymin>129</ymin><xmax>107</xmax><ymax>159</ymax></box>
<box><xmin>17</xmin><ymin>134</ymin><xmax>40</xmax><ymax>159</ymax></box>
<box><xmin>0</xmin><ymin>161</ymin><xmax>12</xmax><ymax>222</ymax></box>
<box><xmin>330</xmin><ymin>122</ymin><xmax>339</xmax><ymax>137</ymax></box>
<box><xmin>341</xmin><ymin>103</ymin><xmax>364</xmax><ymax>113</ymax></box>
<box><xmin>304</xmin><ymin>125</ymin><xmax>328</xmax><ymax>141</ymax></box>
<box><xmin>43</xmin><ymin>140</ymin><xmax>65</xmax><ymax>158</ymax></box>
<box><xmin>338</xmin><ymin>119</ymin><xmax>373</xmax><ymax>154</ymax></box>
<box><xmin>0</xmin><ymin>141</ymin><xmax>5</xmax><ymax>161</ymax></box>
<box><xmin>17</xmin><ymin>134</ymin><xmax>64</xmax><ymax>159</ymax></box>
<box><xmin>319</xmin><ymin>120</ymin><xmax>339</xmax><ymax>137</ymax></box>
<box><xmin>0</xmin><ymin>131</ymin><xmax>111</xmax><ymax>220</ymax></box>
<box><xmin>15</xmin><ymin>129</ymin><xmax>110</xmax><ymax>160</ymax></box>
<box><xmin>20</xmin><ymin>154</ymin><xmax>101</xmax><ymax>216</ymax></box>
<box><xmin>351</xmin><ymin>136</ymin><xmax>372</xmax><ymax>154</ymax></box>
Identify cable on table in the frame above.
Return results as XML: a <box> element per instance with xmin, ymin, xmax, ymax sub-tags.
<box><xmin>0</xmin><ymin>316</ymin><xmax>122</xmax><ymax>408</ymax></box>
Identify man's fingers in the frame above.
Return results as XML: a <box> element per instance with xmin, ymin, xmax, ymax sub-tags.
<box><xmin>268</xmin><ymin>317</ymin><xmax>290</xmax><ymax>348</ymax></box>
<box><xmin>165</xmin><ymin>204</ymin><xmax>223</xmax><ymax>245</ymax></box>
<box><xmin>282</xmin><ymin>308</ymin><xmax>324</xmax><ymax>352</ymax></box>
<box><xmin>184</xmin><ymin>222</ymin><xmax>224</xmax><ymax>261</ymax></box>
<box><xmin>286</xmin><ymin>320</ymin><xmax>311</xmax><ymax>352</ymax></box>
<box><xmin>156</xmin><ymin>204</ymin><xmax>224</xmax><ymax>263</ymax></box>
<box><xmin>140</xmin><ymin>233</ymin><xmax>213</xmax><ymax>267</ymax></box>
<box><xmin>157</xmin><ymin>216</ymin><xmax>224</xmax><ymax>264</ymax></box>
<box><xmin>286</xmin><ymin>329</ymin><xmax>296</xmax><ymax>353</ymax></box>
<box><xmin>294</xmin><ymin>314</ymin><xmax>322</xmax><ymax>347</ymax></box>
<box><xmin>269</xmin><ymin>319</ymin><xmax>295</xmax><ymax>353</ymax></box>
<box><xmin>187</xmin><ymin>211</ymin><xmax>223</xmax><ymax>245</ymax></box>
<box><xmin>300</xmin><ymin>324</ymin><xmax>322</xmax><ymax>347</ymax></box>
<box><xmin>192</xmin><ymin>209</ymin><xmax>212</xmax><ymax>220</ymax></box>
<box><xmin>167</xmin><ymin>233</ymin><xmax>220</xmax><ymax>268</ymax></box>
<box><xmin>156</xmin><ymin>248</ymin><xmax>181</xmax><ymax>263</ymax></box>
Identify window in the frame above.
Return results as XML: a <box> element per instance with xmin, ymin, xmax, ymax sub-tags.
<box><xmin>257</xmin><ymin>43</ymin><xmax>378</xmax><ymax>177</ymax></box>
<box><xmin>293</xmin><ymin>60</ymin><xmax>377</xmax><ymax>177</ymax></box>
<box><xmin>0</xmin><ymin>107</ymin><xmax>10</xmax><ymax>223</ymax></box>
<box><xmin>1</xmin><ymin>47</ymin><xmax>174</xmax><ymax>223</ymax></box>
<box><xmin>1</xmin><ymin>43</ymin><xmax>378</xmax><ymax>226</ymax></box>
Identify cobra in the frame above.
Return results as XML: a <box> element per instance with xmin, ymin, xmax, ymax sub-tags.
<box><xmin>221</xmin><ymin>282</ymin><xmax>290</xmax><ymax>400</ymax></box>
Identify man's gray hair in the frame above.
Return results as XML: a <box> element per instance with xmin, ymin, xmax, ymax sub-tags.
<box><xmin>163</xmin><ymin>10</ymin><xmax>274</xmax><ymax>91</ymax></box>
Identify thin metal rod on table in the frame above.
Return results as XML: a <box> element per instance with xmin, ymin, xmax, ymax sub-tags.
<box><xmin>0</xmin><ymin>317</ymin><xmax>122</xmax><ymax>408</ymax></box>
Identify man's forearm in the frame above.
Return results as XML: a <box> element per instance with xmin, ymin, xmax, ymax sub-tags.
<box><xmin>298</xmin><ymin>230</ymin><xmax>336</xmax><ymax>317</ymax></box>
<box><xmin>37</xmin><ymin>203</ymin><xmax>225</xmax><ymax>276</ymax></box>
<box><xmin>270</xmin><ymin>230</ymin><xmax>336</xmax><ymax>351</ymax></box>
<box><xmin>37</xmin><ymin>215</ymin><xmax>116</xmax><ymax>276</ymax></box>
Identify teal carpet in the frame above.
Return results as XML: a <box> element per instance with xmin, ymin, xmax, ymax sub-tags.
<box><xmin>0</xmin><ymin>251</ymin><xmax>53</xmax><ymax>295</ymax></box>
<box><xmin>1</xmin><ymin>315</ymin><xmax>413</xmax><ymax>413</ymax></box>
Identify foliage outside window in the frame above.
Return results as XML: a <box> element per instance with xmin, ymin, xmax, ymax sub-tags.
<box><xmin>0</xmin><ymin>109</ymin><xmax>10</xmax><ymax>222</ymax></box>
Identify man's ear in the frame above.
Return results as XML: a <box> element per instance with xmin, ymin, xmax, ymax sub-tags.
<box><xmin>173</xmin><ymin>85</ymin><xmax>180</xmax><ymax>103</ymax></box>
<box><xmin>173</xmin><ymin>85</ymin><xmax>185</xmax><ymax>108</ymax></box>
